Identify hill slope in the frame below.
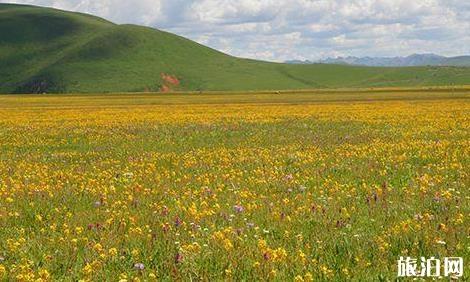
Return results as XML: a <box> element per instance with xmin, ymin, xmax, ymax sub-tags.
<box><xmin>1</xmin><ymin>4</ymin><xmax>470</xmax><ymax>93</ymax></box>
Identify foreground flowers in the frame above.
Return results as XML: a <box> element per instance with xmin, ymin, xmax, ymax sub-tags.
<box><xmin>0</xmin><ymin>92</ymin><xmax>468</xmax><ymax>280</ymax></box>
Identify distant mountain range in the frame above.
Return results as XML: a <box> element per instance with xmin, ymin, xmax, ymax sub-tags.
<box><xmin>286</xmin><ymin>54</ymin><xmax>470</xmax><ymax>67</ymax></box>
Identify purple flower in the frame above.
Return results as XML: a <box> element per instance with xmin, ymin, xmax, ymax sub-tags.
<box><xmin>284</xmin><ymin>174</ymin><xmax>294</xmax><ymax>181</ymax></box>
<box><xmin>175</xmin><ymin>253</ymin><xmax>183</xmax><ymax>263</ymax></box>
<box><xmin>174</xmin><ymin>216</ymin><xmax>182</xmax><ymax>227</ymax></box>
<box><xmin>233</xmin><ymin>204</ymin><xmax>244</xmax><ymax>213</ymax></box>
<box><xmin>263</xmin><ymin>252</ymin><xmax>270</xmax><ymax>261</ymax></box>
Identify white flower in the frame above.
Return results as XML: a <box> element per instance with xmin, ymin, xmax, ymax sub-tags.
<box><xmin>134</xmin><ymin>263</ymin><xmax>145</xmax><ymax>271</ymax></box>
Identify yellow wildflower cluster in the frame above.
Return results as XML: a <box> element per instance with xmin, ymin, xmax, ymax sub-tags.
<box><xmin>0</xmin><ymin>92</ymin><xmax>468</xmax><ymax>280</ymax></box>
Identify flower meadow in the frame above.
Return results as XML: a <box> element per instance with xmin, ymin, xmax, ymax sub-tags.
<box><xmin>0</xmin><ymin>92</ymin><xmax>468</xmax><ymax>281</ymax></box>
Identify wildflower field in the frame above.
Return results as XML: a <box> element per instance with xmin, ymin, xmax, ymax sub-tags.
<box><xmin>0</xmin><ymin>90</ymin><xmax>469</xmax><ymax>281</ymax></box>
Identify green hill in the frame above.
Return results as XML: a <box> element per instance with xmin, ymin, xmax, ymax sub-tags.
<box><xmin>1</xmin><ymin>4</ymin><xmax>470</xmax><ymax>93</ymax></box>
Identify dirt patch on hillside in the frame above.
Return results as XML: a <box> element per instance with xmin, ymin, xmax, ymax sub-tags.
<box><xmin>160</xmin><ymin>73</ymin><xmax>180</xmax><ymax>92</ymax></box>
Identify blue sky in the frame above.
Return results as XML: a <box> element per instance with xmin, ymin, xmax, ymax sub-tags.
<box><xmin>2</xmin><ymin>0</ymin><xmax>469</xmax><ymax>62</ymax></box>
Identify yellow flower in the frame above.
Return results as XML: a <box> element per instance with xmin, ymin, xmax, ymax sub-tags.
<box><xmin>298</xmin><ymin>250</ymin><xmax>307</xmax><ymax>265</ymax></box>
<box><xmin>455</xmin><ymin>213</ymin><xmax>464</xmax><ymax>224</ymax></box>
<box><xmin>39</xmin><ymin>268</ymin><xmax>50</xmax><ymax>279</ymax></box>
<box><xmin>131</xmin><ymin>249</ymin><xmax>140</xmax><ymax>258</ymax></box>
<box><xmin>75</xmin><ymin>227</ymin><xmax>83</xmax><ymax>234</ymax></box>
<box><xmin>223</xmin><ymin>238</ymin><xmax>233</xmax><ymax>251</ymax></box>
<box><xmin>272</xmin><ymin>248</ymin><xmax>287</xmax><ymax>262</ymax></box>
<box><xmin>109</xmin><ymin>248</ymin><xmax>118</xmax><ymax>257</ymax></box>
<box><xmin>93</xmin><ymin>243</ymin><xmax>103</xmax><ymax>253</ymax></box>
<box><xmin>82</xmin><ymin>264</ymin><xmax>93</xmax><ymax>275</ymax></box>
<box><xmin>269</xmin><ymin>269</ymin><xmax>277</xmax><ymax>278</ymax></box>
<box><xmin>119</xmin><ymin>273</ymin><xmax>128</xmax><ymax>281</ymax></box>
<box><xmin>258</xmin><ymin>239</ymin><xmax>268</xmax><ymax>251</ymax></box>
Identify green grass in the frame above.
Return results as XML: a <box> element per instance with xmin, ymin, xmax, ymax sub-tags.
<box><xmin>0</xmin><ymin>90</ymin><xmax>468</xmax><ymax>280</ymax></box>
<box><xmin>1</xmin><ymin>3</ymin><xmax>470</xmax><ymax>94</ymax></box>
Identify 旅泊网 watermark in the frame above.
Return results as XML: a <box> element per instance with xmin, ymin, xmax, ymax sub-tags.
<box><xmin>398</xmin><ymin>256</ymin><xmax>464</xmax><ymax>278</ymax></box>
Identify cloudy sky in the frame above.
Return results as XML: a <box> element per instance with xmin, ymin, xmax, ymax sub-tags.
<box><xmin>2</xmin><ymin>0</ymin><xmax>470</xmax><ymax>62</ymax></box>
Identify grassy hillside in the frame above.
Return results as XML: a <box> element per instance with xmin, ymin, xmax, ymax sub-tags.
<box><xmin>1</xmin><ymin>4</ymin><xmax>470</xmax><ymax>93</ymax></box>
<box><xmin>445</xmin><ymin>56</ymin><xmax>470</xmax><ymax>67</ymax></box>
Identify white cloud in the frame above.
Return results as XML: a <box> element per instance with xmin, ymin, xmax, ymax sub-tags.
<box><xmin>1</xmin><ymin>0</ymin><xmax>469</xmax><ymax>61</ymax></box>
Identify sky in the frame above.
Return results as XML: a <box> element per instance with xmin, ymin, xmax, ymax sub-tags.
<box><xmin>2</xmin><ymin>0</ymin><xmax>469</xmax><ymax>62</ymax></box>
